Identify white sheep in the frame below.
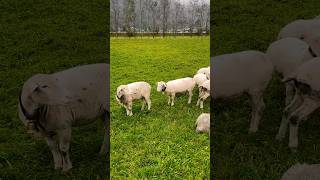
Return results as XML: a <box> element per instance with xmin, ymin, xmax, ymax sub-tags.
<box><xmin>157</xmin><ymin>77</ymin><xmax>196</xmax><ymax>106</ymax></box>
<box><xmin>18</xmin><ymin>63</ymin><xmax>109</xmax><ymax>171</ymax></box>
<box><xmin>281</xmin><ymin>163</ymin><xmax>320</xmax><ymax>180</ymax></box>
<box><xmin>196</xmin><ymin>80</ymin><xmax>210</xmax><ymax>109</ymax></box>
<box><xmin>277</xmin><ymin>18</ymin><xmax>320</xmax><ymax>45</ymax></box>
<box><xmin>116</xmin><ymin>82</ymin><xmax>151</xmax><ymax>116</ymax></box>
<box><xmin>281</xmin><ymin>58</ymin><xmax>320</xmax><ymax>150</ymax></box>
<box><xmin>211</xmin><ymin>50</ymin><xmax>273</xmax><ymax>133</ymax></box>
<box><xmin>197</xmin><ymin>66</ymin><xmax>210</xmax><ymax>79</ymax></box>
<box><xmin>266</xmin><ymin>37</ymin><xmax>319</xmax><ymax>140</ymax></box>
<box><xmin>195</xmin><ymin>113</ymin><xmax>210</xmax><ymax>133</ymax></box>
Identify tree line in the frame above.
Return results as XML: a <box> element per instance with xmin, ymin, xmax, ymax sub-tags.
<box><xmin>110</xmin><ymin>0</ymin><xmax>210</xmax><ymax>37</ymax></box>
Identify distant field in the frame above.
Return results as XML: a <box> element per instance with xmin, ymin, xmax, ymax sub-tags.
<box><xmin>0</xmin><ymin>0</ymin><xmax>108</xmax><ymax>179</ymax></box>
<box><xmin>110</xmin><ymin>37</ymin><xmax>210</xmax><ymax>178</ymax></box>
<box><xmin>212</xmin><ymin>0</ymin><xmax>320</xmax><ymax>179</ymax></box>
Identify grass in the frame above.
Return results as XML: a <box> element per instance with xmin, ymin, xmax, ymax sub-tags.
<box><xmin>0</xmin><ymin>0</ymin><xmax>109</xmax><ymax>179</ymax></box>
<box><xmin>110</xmin><ymin>37</ymin><xmax>210</xmax><ymax>179</ymax></box>
<box><xmin>211</xmin><ymin>0</ymin><xmax>320</xmax><ymax>179</ymax></box>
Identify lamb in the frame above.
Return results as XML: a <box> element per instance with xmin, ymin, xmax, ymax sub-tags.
<box><xmin>211</xmin><ymin>50</ymin><xmax>273</xmax><ymax>133</ymax></box>
<box><xmin>195</xmin><ymin>113</ymin><xmax>210</xmax><ymax>133</ymax></box>
<box><xmin>281</xmin><ymin>163</ymin><xmax>320</xmax><ymax>180</ymax></box>
<box><xmin>157</xmin><ymin>77</ymin><xmax>196</xmax><ymax>106</ymax></box>
<box><xmin>115</xmin><ymin>82</ymin><xmax>151</xmax><ymax>116</ymax></box>
<box><xmin>265</xmin><ymin>37</ymin><xmax>320</xmax><ymax>140</ymax></box>
<box><xmin>281</xmin><ymin>58</ymin><xmax>320</xmax><ymax>150</ymax></box>
<box><xmin>18</xmin><ymin>63</ymin><xmax>109</xmax><ymax>172</ymax></box>
<box><xmin>197</xmin><ymin>66</ymin><xmax>210</xmax><ymax>79</ymax></box>
<box><xmin>196</xmin><ymin>80</ymin><xmax>210</xmax><ymax>109</ymax></box>
<box><xmin>277</xmin><ymin>18</ymin><xmax>320</xmax><ymax>45</ymax></box>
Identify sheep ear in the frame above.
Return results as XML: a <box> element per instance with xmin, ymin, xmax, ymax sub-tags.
<box><xmin>309</xmin><ymin>36</ymin><xmax>320</xmax><ymax>57</ymax></box>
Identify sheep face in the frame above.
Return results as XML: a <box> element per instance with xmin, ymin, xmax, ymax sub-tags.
<box><xmin>157</xmin><ymin>81</ymin><xmax>167</xmax><ymax>92</ymax></box>
<box><xmin>199</xmin><ymin>86</ymin><xmax>210</xmax><ymax>99</ymax></box>
<box><xmin>196</xmin><ymin>118</ymin><xmax>210</xmax><ymax>133</ymax></box>
<box><xmin>116</xmin><ymin>85</ymin><xmax>127</xmax><ymax>99</ymax></box>
<box><xmin>19</xmin><ymin>74</ymin><xmax>73</xmax><ymax>138</ymax></box>
<box><xmin>196</xmin><ymin>123</ymin><xmax>209</xmax><ymax>133</ymax></box>
<box><xmin>22</xmin><ymin>74</ymin><xmax>72</xmax><ymax>109</ymax></box>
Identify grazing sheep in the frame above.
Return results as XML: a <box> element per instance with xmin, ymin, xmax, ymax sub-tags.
<box><xmin>282</xmin><ymin>58</ymin><xmax>320</xmax><ymax>150</ymax></box>
<box><xmin>197</xmin><ymin>80</ymin><xmax>210</xmax><ymax>109</ymax></box>
<box><xmin>277</xmin><ymin>18</ymin><xmax>320</xmax><ymax>45</ymax></box>
<box><xmin>195</xmin><ymin>113</ymin><xmax>210</xmax><ymax>133</ymax></box>
<box><xmin>18</xmin><ymin>63</ymin><xmax>109</xmax><ymax>172</ymax></box>
<box><xmin>266</xmin><ymin>37</ymin><xmax>319</xmax><ymax>140</ymax></box>
<box><xmin>281</xmin><ymin>163</ymin><xmax>320</xmax><ymax>180</ymax></box>
<box><xmin>211</xmin><ymin>50</ymin><xmax>273</xmax><ymax>133</ymax></box>
<box><xmin>157</xmin><ymin>77</ymin><xmax>196</xmax><ymax>106</ymax></box>
<box><xmin>115</xmin><ymin>82</ymin><xmax>151</xmax><ymax>116</ymax></box>
<box><xmin>197</xmin><ymin>66</ymin><xmax>210</xmax><ymax>79</ymax></box>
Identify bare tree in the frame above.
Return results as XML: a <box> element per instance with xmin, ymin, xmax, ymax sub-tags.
<box><xmin>188</xmin><ymin>0</ymin><xmax>198</xmax><ymax>37</ymax></box>
<box><xmin>173</xmin><ymin>0</ymin><xmax>182</xmax><ymax>36</ymax></box>
<box><xmin>124</xmin><ymin>0</ymin><xmax>136</xmax><ymax>37</ymax></box>
<box><xmin>160</xmin><ymin>0</ymin><xmax>170</xmax><ymax>37</ymax></box>
<box><xmin>150</xmin><ymin>1</ymin><xmax>159</xmax><ymax>38</ymax></box>
<box><xmin>110</xmin><ymin>0</ymin><xmax>209</xmax><ymax>37</ymax></box>
<box><xmin>110</xmin><ymin>0</ymin><xmax>120</xmax><ymax>34</ymax></box>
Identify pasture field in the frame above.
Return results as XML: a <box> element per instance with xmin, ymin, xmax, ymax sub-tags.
<box><xmin>212</xmin><ymin>0</ymin><xmax>320</xmax><ymax>179</ymax></box>
<box><xmin>0</xmin><ymin>0</ymin><xmax>108</xmax><ymax>179</ymax></box>
<box><xmin>110</xmin><ymin>37</ymin><xmax>210</xmax><ymax>178</ymax></box>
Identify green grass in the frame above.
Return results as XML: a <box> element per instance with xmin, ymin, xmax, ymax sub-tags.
<box><xmin>110</xmin><ymin>37</ymin><xmax>210</xmax><ymax>179</ymax></box>
<box><xmin>211</xmin><ymin>0</ymin><xmax>320</xmax><ymax>179</ymax></box>
<box><xmin>0</xmin><ymin>0</ymin><xmax>108</xmax><ymax>179</ymax></box>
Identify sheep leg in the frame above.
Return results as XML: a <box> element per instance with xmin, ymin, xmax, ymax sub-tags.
<box><xmin>57</xmin><ymin>128</ymin><xmax>72</xmax><ymax>172</ymax></box>
<box><xmin>99</xmin><ymin>112</ymin><xmax>110</xmax><ymax>155</ymax></box>
<box><xmin>288</xmin><ymin>98</ymin><xmax>320</xmax><ymax>150</ymax></box>
<box><xmin>249</xmin><ymin>92</ymin><xmax>265</xmax><ymax>133</ymax></box>
<box><xmin>141</xmin><ymin>100</ymin><xmax>146</xmax><ymax>111</ymax></box>
<box><xmin>171</xmin><ymin>93</ymin><xmax>176</xmax><ymax>106</ymax></box>
<box><xmin>196</xmin><ymin>87</ymin><xmax>201</xmax><ymax>106</ymax></box>
<box><xmin>46</xmin><ymin>136</ymin><xmax>62</xmax><ymax>170</ymax></box>
<box><xmin>276</xmin><ymin>84</ymin><xmax>302</xmax><ymax>140</ymax></box>
<box><xmin>167</xmin><ymin>95</ymin><xmax>171</xmax><ymax>105</ymax></box>
<box><xmin>200</xmin><ymin>99</ymin><xmax>204</xmax><ymax>109</ymax></box>
<box><xmin>128</xmin><ymin>101</ymin><xmax>133</xmax><ymax>116</ymax></box>
<box><xmin>125</xmin><ymin>106</ymin><xmax>130</xmax><ymax>116</ymax></box>
<box><xmin>99</xmin><ymin>112</ymin><xmax>110</xmax><ymax>178</ymax></box>
<box><xmin>288</xmin><ymin>121</ymin><xmax>299</xmax><ymax>152</ymax></box>
<box><xmin>200</xmin><ymin>93</ymin><xmax>209</xmax><ymax>109</ymax></box>
<box><xmin>188</xmin><ymin>90</ymin><xmax>193</xmax><ymax>104</ymax></box>
<box><xmin>146</xmin><ymin>97</ymin><xmax>151</xmax><ymax>110</ymax></box>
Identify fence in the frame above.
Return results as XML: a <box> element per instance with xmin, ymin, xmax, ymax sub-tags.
<box><xmin>110</xmin><ymin>32</ymin><xmax>209</xmax><ymax>37</ymax></box>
